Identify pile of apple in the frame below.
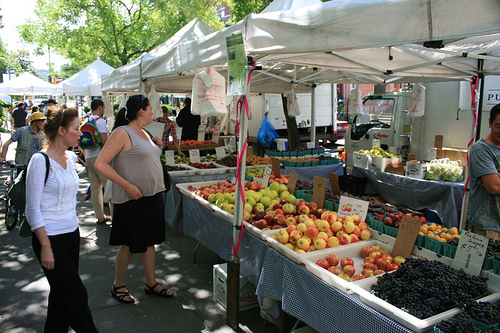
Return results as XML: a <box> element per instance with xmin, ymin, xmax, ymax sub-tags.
<box><xmin>315</xmin><ymin>245</ymin><xmax>406</xmax><ymax>282</ymax></box>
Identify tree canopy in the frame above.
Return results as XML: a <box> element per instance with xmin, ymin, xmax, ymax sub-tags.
<box><xmin>19</xmin><ymin>0</ymin><xmax>228</xmax><ymax>70</ymax></box>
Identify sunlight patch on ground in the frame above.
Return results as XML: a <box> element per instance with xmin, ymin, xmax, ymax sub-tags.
<box><xmin>164</xmin><ymin>273</ymin><xmax>182</xmax><ymax>284</ymax></box>
<box><xmin>160</xmin><ymin>250</ymin><xmax>181</xmax><ymax>260</ymax></box>
<box><xmin>188</xmin><ymin>287</ymin><xmax>211</xmax><ymax>299</ymax></box>
<box><xmin>20</xmin><ymin>276</ymin><xmax>49</xmax><ymax>292</ymax></box>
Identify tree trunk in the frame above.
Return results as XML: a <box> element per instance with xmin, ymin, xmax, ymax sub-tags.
<box><xmin>282</xmin><ymin>95</ymin><xmax>300</xmax><ymax>150</ymax></box>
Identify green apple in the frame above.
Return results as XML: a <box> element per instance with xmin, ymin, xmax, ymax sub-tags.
<box><xmin>279</xmin><ymin>190</ymin><xmax>290</xmax><ymax>200</ymax></box>
<box><xmin>208</xmin><ymin>193</ymin><xmax>216</xmax><ymax>203</ymax></box>
<box><xmin>220</xmin><ymin>202</ymin><xmax>229</xmax><ymax>211</ymax></box>
<box><xmin>246</xmin><ymin>196</ymin><xmax>257</xmax><ymax>206</ymax></box>
<box><xmin>269</xmin><ymin>182</ymin><xmax>280</xmax><ymax>192</ymax></box>
<box><xmin>215</xmin><ymin>198</ymin><xmax>227</xmax><ymax>208</ymax></box>
<box><xmin>278</xmin><ymin>184</ymin><xmax>288</xmax><ymax>194</ymax></box>
<box><xmin>285</xmin><ymin>194</ymin><xmax>297</xmax><ymax>204</ymax></box>
<box><xmin>225</xmin><ymin>204</ymin><xmax>235</xmax><ymax>214</ymax></box>
<box><xmin>252</xmin><ymin>192</ymin><xmax>263</xmax><ymax>202</ymax></box>
<box><xmin>244</xmin><ymin>203</ymin><xmax>253</xmax><ymax>213</ymax></box>
<box><xmin>227</xmin><ymin>193</ymin><xmax>236</xmax><ymax>204</ymax></box>
<box><xmin>259</xmin><ymin>196</ymin><xmax>272</xmax><ymax>208</ymax></box>
<box><xmin>215</xmin><ymin>193</ymin><xmax>225</xmax><ymax>201</ymax></box>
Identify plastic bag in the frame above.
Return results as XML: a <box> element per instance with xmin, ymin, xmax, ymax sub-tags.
<box><xmin>257</xmin><ymin>114</ymin><xmax>279</xmax><ymax>148</ymax></box>
<box><xmin>409</xmin><ymin>83</ymin><xmax>426</xmax><ymax>117</ymax></box>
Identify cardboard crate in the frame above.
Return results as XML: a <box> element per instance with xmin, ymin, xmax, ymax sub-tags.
<box><xmin>434</xmin><ymin>135</ymin><xmax>444</xmax><ymax>149</ymax></box>
<box><xmin>405</xmin><ymin>161</ymin><xmax>427</xmax><ymax>179</ymax></box>
<box><xmin>213</xmin><ymin>263</ymin><xmax>258</xmax><ymax>311</ymax></box>
<box><xmin>385</xmin><ymin>161</ymin><xmax>406</xmax><ymax>175</ymax></box>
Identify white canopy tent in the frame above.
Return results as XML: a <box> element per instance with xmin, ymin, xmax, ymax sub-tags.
<box><xmin>101</xmin><ymin>18</ymin><xmax>215</xmax><ymax>95</ymax></box>
<box><xmin>0</xmin><ymin>72</ymin><xmax>56</xmax><ymax>95</ymax></box>
<box><xmin>140</xmin><ymin>0</ymin><xmax>500</xmax><ymax>94</ymax></box>
<box><xmin>54</xmin><ymin>59</ymin><xmax>114</xmax><ymax>96</ymax></box>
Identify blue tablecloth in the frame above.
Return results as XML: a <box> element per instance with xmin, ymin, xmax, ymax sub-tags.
<box><xmin>351</xmin><ymin>166</ymin><xmax>464</xmax><ymax>227</ymax></box>
<box><xmin>284</xmin><ymin>163</ymin><xmax>344</xmax><ymax>185</ymax></box>
<box><xmin>166</xmin><ymin>172</ymin><xmax>236</xmax><ymax>234</ymax></box>
<box><xmin>180</xmin><ymin>192</ymin><xmax>414</xmax><ymax>333</ymax></box>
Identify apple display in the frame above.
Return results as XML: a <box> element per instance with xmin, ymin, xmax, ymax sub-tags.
<box><xmin>340</xmin><ymin>257</ymin><xmax>354</xmax><ymax>268</ymax></box>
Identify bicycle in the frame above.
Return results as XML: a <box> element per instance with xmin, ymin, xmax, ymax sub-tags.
<box><xmin>2</xmin><ymin>161</ymin><xmax>25</xmax><ymax>230</ymax></box>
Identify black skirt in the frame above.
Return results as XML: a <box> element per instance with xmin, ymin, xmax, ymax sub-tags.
<box><xmin>110</xmin><ymin>192</ymin><xmax>166</xmax><ymax>253</ymax></box>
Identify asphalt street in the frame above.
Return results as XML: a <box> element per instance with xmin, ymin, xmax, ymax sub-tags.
<box><xmin>0</xmin><ymin>132</ymin><xmax>280</xmax><ymax>333</ymax></box>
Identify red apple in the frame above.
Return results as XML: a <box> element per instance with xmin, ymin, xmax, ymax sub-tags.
<box><xmin>297</xmin><ymin>205</ymin><xmax>310</xmax><ymax>216</ymax></box>
<box><xmin>358</xmin><ymin>221</ymin><xmax>368</xmax><ymax>230</ymax></box>
<box><xmin>363</xmin><ymin>257</ymin><xmax>376</xmax><ymax>265</ymax></box>
<box><xmin>271</xmin><ymin>225</ymin><xmax>283</xmax><ymax>229</ymax></box>
<box><xmin>373</xmin><ymin>269</ymin><xmax>386</xmax><ymax>276</ymax></box>
<box><xmin>339</xmin><ymin>233</ymin><xmax>351</xmax><ymax>245</ymax></box>
<box><xmin>360</xmin><ymin>229</ymin><xmax>372</xmax><ymax>241</ymax></box>
<box><xmin>316</xmin><ymin>258</ymin><xmax>330</xmax><ymax>270</ymax></box>
<box><xmin>352</xmin><ymin>226</ymin><xmax>361</xmax><ymax>237</ymax></box>
<box><xmin>331</xmin><ymin>221</ymin><xmax>343</xmax><ymax>233</ymax></box>
<box><xmin>274</xmin><ymin>208</ymin><xmax>284</xmax><ymax>216</ymax></box>
<box><xmin>361</xmin><ymin>246</ymin><xmax>374</xmax><ymax>258</ymax></box>
<box><xmin>363</xmin><ymin>263</ymin><xmax>376</xmax><ymax>271</ymax></box>
<box><xmin>285</xmin><ymin>216</ymin><xmax>297</xmax><ymax>226</ymax></box>
<box><xmin>328</xmin><ymin>266</ymin><xmax>341</xmax><ymax>275</ymax></box>
<box><xmin>252</xmin><ymin>219</ymin><xmax>268</xmax><ymax>229</ymax></box>
<box><xmin>272</xmin><ymin>203</ymin><xmax>283</xmax><ymax>211</ymax></box>
<box><xmin>343</xmin><ymin>265</ymin><xmax>355</xmax><ymax>277</ymax></box>
<box><xmin>340</xmin><ymin>257</ymin><xmax>354</xmax><ymax>268</ymax></box>
<box><xmin>305</xmin><ymin>227</ymin><xmax>318</xmax><ymax>238</ymax></box>
<box><xmin>386</xmin><ymin>263</ymin><xmax>399</xmax><ymax>272</ymax></box>
<box><xmin>349</xmin><ymin>234</ymin><xmax>360</xmax><ymax>243</ymax></box>
<box><xmin>273</xmin><ymin>214</ymin><xmax>286</xmax><ymax>226</ymax></box>
<box><xmin>376</xmin><ymin>258</ymin><xmax>391</xmax><ymax>271</ymax></box>
<box><xmin>352</xmin><ymin>274</ymin><xmax>366</xmax><ymax>281</ymax></box>
<box><xmin>326</xmin><ymin>254</ymin><xmax>339</xmax><ymax>267</ymax></box>
<box><xmin>285</xmin><ymin>225</ymin><xmax>297</xmax><ymax>234</ymax></box>
<box><xmin>362</xmin><ymin>268</ymin><xmax>374</xmax><ymax>276</ymax></box>
<box><xmin>307</xmin><ymin>202</ymin><xmax>318</xmax><ymax>214</ymax></box>
<box><xmin>295</xmin><ymin>199</ymin><xmax>307</xmax><ymax>209</ymax></box>
<box><xmin>338</xmin><ymin>273</ymin><xmax>351</xmax><ymax>281</ymax></box>
<box><xmin>264</xmin><ymin>214</ymin><xmax>275</xmax><ymax>225</ymax></box>
<box><xmin>308</xmin><ymin>214</ymin><xmax>317</xmax><ymax>221</ymax></box>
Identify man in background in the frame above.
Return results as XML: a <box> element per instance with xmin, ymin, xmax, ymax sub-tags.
<box><xmin>83</xmin><ymin>99</ymin><xmax>111</xmax><ymax>225</ymax></box>
<box><xmin>11</xmin><ymin>103</ymin><xmax>27</xmax><ymax>130</ymax></box>
<box><xmin>467</xmin><ymin>103</ymin><xmax>500</xmax><ymax>240</ymax></box>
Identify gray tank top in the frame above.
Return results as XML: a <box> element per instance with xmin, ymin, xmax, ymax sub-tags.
<box><xmin>111</xmin><ymin>125</ymin><xmax>165</xmax><ymax>204</ymax></box>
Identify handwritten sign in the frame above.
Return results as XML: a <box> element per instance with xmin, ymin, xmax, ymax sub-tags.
<box><xmin>197</xmin><ymin>124</ymin><xmax>206</xmax><ymax>142</ymax></box>
<box><xmin>215</xmin><ymin>146</ymin><xmax>226</xmax><ymax>160</ymax></box>
<box><xmin>176</xmin><ymin>127</ymin><xmax>183</xmax><ymax>143</ymax></box>
<box><xmin>212</xmin><ymin>125</ymin><xmax>221</xmax><ymax>144</ymax></box>
<box><xmin>306</xmin><ymin>142</ymin><xmax>315</xmax><ymax>149</ymax></box>
<box><xmin>165</xmin><ymin>150</ymin><xmax>175</xmax><ymax>166</ymax></box>
<box><xmin>338</xmin><ymin>195</ymin><xmax>369</xmax><ymax>222</ymax></box>
<box><xmin>189</xmin><ymin>149</ymin><xmax>201</xmax><ymax>163</ymax></box>
<box><xmin>312</xmin><ymin>176</ymin><xmax>327</xmax><ymax>209</ymax></box>
<box><xmin>254</xmin><ymin>167</ymin><xmax>271</xmax><ymax>187</ymax></box>
<box><xmin>287</xmin><ymin>173</ymin><xmax>298</xmax><ymax>194</ymax></box>
<box><xmin>452</xmin><ymin>231</ymin><xmax>488</xmax><ymax>276</ymax></box>
<box><xmin>328</xmin><ymin>172</ymin><xmax>341</xmax><ymax>196</ymax></box>
<box><xmin>271</xmin><ymin>157</ymin><xmax>281</xmax><ymax>178</ymax></box>
<box><xmin>391</xmin><ymin>216</ymin><xmax>421</xmax><ymax>258</ymax></box>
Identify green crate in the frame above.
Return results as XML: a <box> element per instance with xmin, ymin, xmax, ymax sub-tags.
<box><xmin>441</xmin><ymin>242</ymin><xmax>457</xmax><ymax>259</ymax></box>
<box><xmin>493</xmin><ymin>257</ymin><xmax>500</xmax><ymax>275</ymax></box>
<box><xmin>295</xmin><ymin>162</ymin><xmax>304</xmax><ymax>167</ymax></box>
<box><xmin>303</xmin><ymin>161</ymin><xmax>312</xmax><ymax>166</ymax></box>
<box><xmin>289</xmin><ymin>151</ymin><xmax>298</xmax><ymax>157</ymax></box>
<box><xmin>383</xmin><ymin>225</ymin><xmax>399</xmax><ymax>238</ymax></box>
<box><xmin>324</xmin><ymin>200</ymin><xmax>335</xmax><ymax>211</ymax></box>
<box><xmin>330</xmin><ymin>158</ymin><xmax>340</xmax><ymax>164</ymax></box>
<box><xmin>482</xmin><ymin>256</ymin><xmax>495</xmax><ymax>270</ymax></box>
<box><xmin>367</xmin><ymin>216</ymin><xmax>385</xmax><ymax>233</ymax></box>
<box><xmin>320</xmin><ymin>159</ymin><xmax>329</xmax><ymax>165</ymax></box>
<box><xmin>298</xmin><ymin>150</ymin><xmax>307</xmax><ymax>156</ymax></box>
<box><xmin>471</xmin><ymin>318</ymin><xmax>499</xmax><ymax>333</ymax></box>
<box><xmin>415</xmin><ymin>234</ymin><xmax>425</xmax><ymax>247</ymax></box>
<box><xmin>424</xmin><ymin>237</ymin><xmax>443</xmax><ymax>254</ymax></box>
<box><xmin>303</xmin><ymin>193</ymin><xmax>314</xmax><ymax>203</ymax></box>
<box><xmin>311</xmin><ymin>161</ymin><xmax>319</xmax><ymax>166</ymax></box>
<box><xmin>294</xmin><ymin>190</ymin><xmax>305</xmax><ymax>199</ymax></box>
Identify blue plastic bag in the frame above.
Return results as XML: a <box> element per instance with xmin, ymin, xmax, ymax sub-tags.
<box><xmin>257</xmin><ymin>114</ymin><xmax>279</xmax><ymax>148</ymax></box>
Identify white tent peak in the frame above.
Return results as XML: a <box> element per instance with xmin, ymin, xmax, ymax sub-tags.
<box><xmin>0</xmin><ymin>72</ymin><xmax>55</xmax><ymax>95</ymax></box>
<box><xmin>55</xmin><ymin>59</ymin><xmax>114</xmax><ymax>96</ymax></box>
<box><xmin>261</xmin><ymin>0</ymin><xmax>321</xmax><ymax>13</ymax></box>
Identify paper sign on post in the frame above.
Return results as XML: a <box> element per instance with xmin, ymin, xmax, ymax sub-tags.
<box><xmin>271</xmin><ymin>157</ymin><xmax>281</xmax><ymax>178</ymax></box>
<box><xmin>212</xmin><ymin>125</ymin><xmax>221</xmax><ymax>144</ymax></box>
<box><xmin>176</xmin><ymin>128</ymin><xmax>183</xmax><ymax>143</ymax></box>
<box><xmin>287</xmin><ymin>173</ymin><xmax>298</xmax><ymax>194</ymax></box>
<box><xmin>215</xmin><ymin>146</ymin><xmax>226</xmax><ymax>160</ymax></box>
<box><xmin>328</xmin><ymin>172</ymin><xmax>341</xmax><ymax>196</ymax></box>
<box><xmin>197</xmin><ymin>125</ymin><xmax>206</xmax><ymax>142</ymax></box>
<box><xmin>338</xmin><ymin>195</ymin><xmax>369</xmax><ymax>222</ymax></box>
<box><xmin>452</xmin><ymin>231</ymin><xmax>489</xmax><ymax>276</ymax></box>
<box><xmin>277</xmin><ymin>140</ymin><xmax>286</xmax><ymax>151</ymax></box>
<box><xmin>312</xmin><ymin>177</ymin><xmax>327</xmax><ymax>209</ymax></box>
<box><xmin>306</xmin><ymin>142</ymin><xmax>315</xmax><ymax>149</ymax></box>
<box><xmin>391</xmin><ymin>216</ymin><xmax>421</xmax><ymax>258</ymax></box>
<box><xmin>254</xmin><ymin>167</ymin><xmax>271</xmax><ymax>187</ymax></box>
<box><xmin>189</xmin><ymin>149</ymin><xmax>201</xmax><ymax>163</ymax></box>
<box><xmin>165</xmin><ymin>150</ymin><xmax>175</xmax><ymax>166</ymax></box>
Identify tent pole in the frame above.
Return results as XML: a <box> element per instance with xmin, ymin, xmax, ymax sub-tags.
<box><xmin>310</xmin><ymin>83</ymin><xmax>316</xmax><ymax>144</ymax></box>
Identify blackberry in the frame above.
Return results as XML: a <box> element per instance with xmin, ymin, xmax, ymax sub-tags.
<box><xmin>435</xmin><ymin>312</ymin><xmax>475</xmax><ymax>333</ymax></box>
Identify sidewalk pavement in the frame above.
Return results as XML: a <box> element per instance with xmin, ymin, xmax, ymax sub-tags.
<box><xmin>0</xmin><ymin>132</ymin><xmax>279</xmax><ymax>333</ymax></box>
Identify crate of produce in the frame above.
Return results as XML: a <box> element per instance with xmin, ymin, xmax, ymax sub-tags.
<box><xmin>303</xmin><ymin>192</ymin><xmax>313</xmax><ymax>203</ymax></box>
<box><xmin>351</xmin><ymin>258</ymin><xmax>500</xmax><ymax>333</ymax></box>
<box><xmin>383</xmin><ymin>225</ymin><xmax>399</xmax><ymax>238</ymax></box>
<box><xmin>300</xmin><ymin>239</ymin><xmax>394</xmax><ymax>294</ymax></box>
<box><xmin>166</xmin><ymin>163</ymin><xmax>198</xmax><ymax>177</ymax></box>
<box><xmin>367</xmin><ymin>217</ymin><xmax>385</xmax><ymax>233</ymax></box>
<box><xmin>493</xmin><ymin>258</ymin><xmax>500</xmax><ymax>275</ymax></box>
<box><xmin>324</xmin><ymin>200</ymin><xmax>335</xmax><ymax>212</ymax></box>
<box><xmin>483</xmin><ymin>256</ymin><xmax>495</xmax><ymax>270</ymax></box>
<box><xmin>424</xmin><ymin>236</ymin><xmax>443</xmax><ymax>255</ymax></box>
<box><xmin>415</xmin><ymin>234</ymin><xmax>425</xmax><ymax>247</ymax></box>
<box><xmin>187</xmin><ymin>162</ymin><xmax>229</xmax><ymax>175</ymax></box>
<box><xmin>441</xmin><ymin>242</ymin><xmax>458</xmax><ymax>259</ymax></box>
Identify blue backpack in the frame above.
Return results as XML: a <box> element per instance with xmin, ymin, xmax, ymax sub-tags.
<box><xmin>79</xmin><ymin>116</ymin><xmax>101</xmax><ymax>149</ymax></box>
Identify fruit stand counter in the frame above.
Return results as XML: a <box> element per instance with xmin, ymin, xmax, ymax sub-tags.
<box><xmin>180</xmin><ymin>191</ymin><xmax>412</xmax><ymax>333</ymax></box>
<box><xmin>165</xmin><ymin>172</ymin><xmax>235</xmax><ymax>234</ymax></box>
<box><xmin>283</xmin><ymin>163</ymin><xmax>344</xmax><ymax>184</ymax></box>
<box><xmin>351</xmin><ymin>166</ymin><xmax>464</xmax><ymax>227</ymax></box>
<box><xmin>168</xmin><ymin>143</ymin><xmax>222</xmax><ymax>151</ymax></box>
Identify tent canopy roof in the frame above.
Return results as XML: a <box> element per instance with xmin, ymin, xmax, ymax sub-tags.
<box><xmin>55</xmin><ymin>59</ymin><xmax>114</xmax><ymax>96</ymax></box>
<box><xmin>0</xmin><ymin>72</ymin><xmax>55</xmax><ymax>95</ymax></box>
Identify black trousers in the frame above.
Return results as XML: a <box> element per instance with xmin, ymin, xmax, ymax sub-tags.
<box><xmin>32</xmin><ymin>228</ymin><xmax>98</xmax><ymax>333</ymax></box>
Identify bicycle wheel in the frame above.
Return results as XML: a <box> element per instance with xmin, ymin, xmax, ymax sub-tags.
<box><xmin>5</xmin><ymin>197</ymin><xmax>18</xmax><ymax>230</ymax></box>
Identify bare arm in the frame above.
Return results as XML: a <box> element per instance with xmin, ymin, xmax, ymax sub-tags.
<box><xmin>99</xmin><ymin>132</ymin><xmax>108</xmax><ymax>147</ymax></box>
<box><xmin>95</xmin><ymin>128</ymin><xmax>143</xmax><ymax>200</ymax></box>
<box><xmin>33</xmin><ymin>227</ymin><xmax>54</xmax><ymax>270</ymax></box>
<box><xmin>480</xmin><ymin>173</ymin><xmax>500</xmax><ymax>195</ymax></box>
<box><xmin>1</xmin><ymin>139</ymin><xmax>13</xmax><ymax>162</ymax></box>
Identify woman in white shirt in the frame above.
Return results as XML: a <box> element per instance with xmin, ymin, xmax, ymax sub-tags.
<box><xmin>26</xmin><ymin>107</ymin><xmax>98</xmax><ymax>333</ymax></box>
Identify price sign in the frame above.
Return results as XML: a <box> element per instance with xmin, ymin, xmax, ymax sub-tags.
<box><xmin>165</xmin><ymin>150</ymin><xmax>175</xmax><ymax>166</ymax></box>
<box><xmin>197</xmin><ymin>125</ymin><xmax>206</xmax><ymax>142</ymax></box>
<box><xmin>189</xmin><ymin>149</ymin><xmax>201</xmax><ymax>163</ymax></box>
<box><xmin>338</xmin><ymin>195</ymin><xmax>369</xmax><ymax>221</ymax></box>
<box><xmin>277</xmin><ymin>140</ymin><xmax>286</xmax><ymax>151</ymax></box>
<box><xmin>254</xmin><ymin>167</ymin><xmax>272</xmax><ymax>187</ymax></box>
<box><xmin>391</xmin><ymin>216</ymin><xmax>421</xmax><ymax>258</ymax></box>
<box><xmin>176</xmin><ymin>128</ymin><xmax>183</xmax><ymax>144</ymax></box>
<box><xmin>306</xmin><ymin>142</ymin><xmax>315</xmax><ymax>149</ymax></box>
<box><xmin>287</xmin><ymin>173</ymin><xmax>298</xmax><ymax>194</ymax></box>
<box><xmin>212</xmin><ymin>125</ymin><xmax>221</xmax><ymax>144</ymax></box>
<box><xmin>215</xmin><ymin>146</ymin><xmax>226</xmax><ymax>160</ymax></box>
<box><xmin>312</xmin><ymin>176</ymin><xmax>327</xmax><ymax>209</ymax></box>
<box><xmin>328</xmin><ymin>172</ymin><xmax>341</xmax><ymax>196</ymax></box>
<box><xmin>452</xmin><ymin>231</ymin><xmax>489</xmax><ymax>276</ymax></box>
<box><xmin>271</xmin><ymin>157</ymin><xmax>281</xmax><ymax>178</ymax></box>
